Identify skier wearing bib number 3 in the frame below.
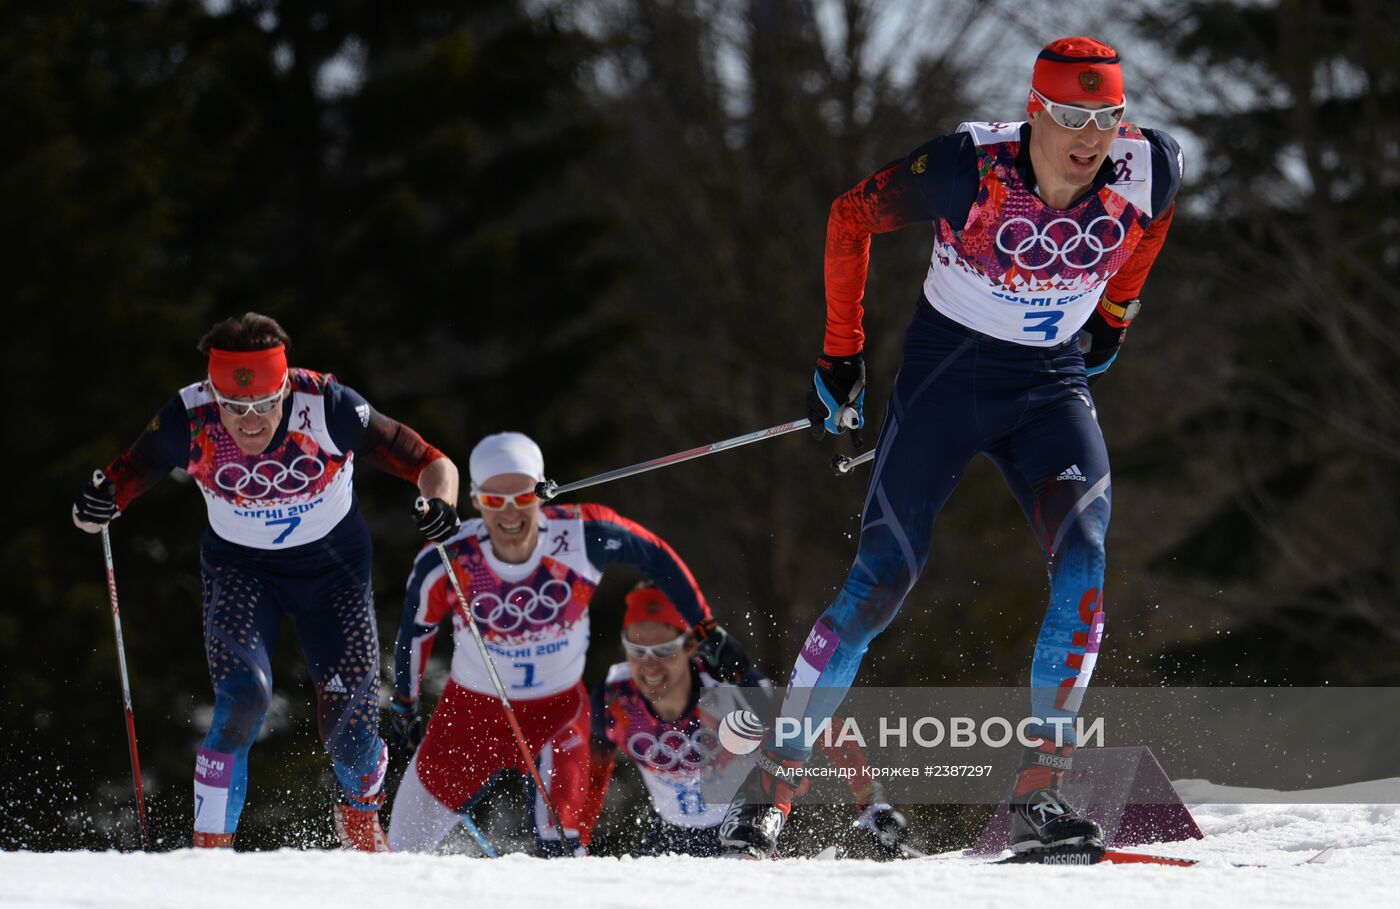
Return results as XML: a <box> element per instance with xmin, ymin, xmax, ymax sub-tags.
<box><xmin>71</xmin><ymin>312</ymin><xmax>462</xmax><ymax>851</ymax></box>
<box><xmin>386</xmin><ymin>432</ymin><xmax>714</xmax><ymax>855</ymax></box>
<box><xmin>721</xmin><ymin>37</ymin><xmax>1182</xmax><ymax>859</ymax></box>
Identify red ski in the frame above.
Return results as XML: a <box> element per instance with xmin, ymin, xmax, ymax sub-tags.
<box><xmin>995</xmin><ymin>844</ymin><xmax>1336</xmax><ymax>867</ymax></box>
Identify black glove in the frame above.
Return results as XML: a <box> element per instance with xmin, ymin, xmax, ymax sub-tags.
<box><xmin>694</xmin><ymin>619</ymin><xmax>753</xmax><ymax>685</ymax></box>
<box><xmin>1077</xmin><ymin>298</ymin><xmax>1138</xmax><ymax>385</ymax></box>
<box><xmin>807</xmin><ymin>352</ymin><xmax>866</xmax><ymax>444</ymax></box>
<box><xmin>854</xmin><ymin>801</ymin><xmax>909</xmax><ymax>857</ymax></box>
<box><xmin>73</xmin><ymin>474</ymin><xmax>118</xmax><ymax>527</ymax></box>
<box><xmin>386</xmin><ymin>697</ymin><xmax>424</xmax><ymax>755</ymax></box>
<box><xmin>414</xmin><ymin>497</ymin><xmax>460</xmax><ymax>543</ymax></box>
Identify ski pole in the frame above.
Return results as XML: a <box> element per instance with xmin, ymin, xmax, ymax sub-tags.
<box><xmin>536</xmin><ymin>418</ymin><xmax>813</xmax><ymax>502</ymax></box>
<box><xmin>831</xmin><ymin>449</ymin><xmax>876</xmax><ymax>476</ymax></box>
<box><xmin>94</xmin><ymin>470</ymin><xmax>150</xmax><ymax>850</ymax></box>
<box><xmin>416</xmin><ymin>499</ymin><xmax>576</xmax><ymax>855</ymax></box>
<box><xmin>459</xmin><ymin>810</ymin><xmax>499</xmax><ymax>857</ymax></box>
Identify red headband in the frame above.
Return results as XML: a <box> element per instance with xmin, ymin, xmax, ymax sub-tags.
<box><xmin>1029</xmin><ymin>36</ymin><xmax>1124</xmax><ymax>113</ymax></box>
<box><xmin>623</xmin><ymin>587</ymin><xmax>690</xmax><ymax>634</ymax></box>
<box><xmin>208</xmin><ymin>345</ymin><xmax>288</xmax><ymax>397</ymax></box>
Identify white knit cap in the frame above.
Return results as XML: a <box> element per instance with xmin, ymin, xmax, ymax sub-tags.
<box><xmin>469</xmin><ymin>432</ymin><xmax>545</xmax><ymax>487</ymax></box>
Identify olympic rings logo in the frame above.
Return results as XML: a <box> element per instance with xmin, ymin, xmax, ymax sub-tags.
<box><xmin>470</xmin><ymin>579</ymin><xmax>572</xmax><ymax>634</ymax></box>
<box><xmin>995</xmin><ymin>216</ymin><xmax>1126</xmax><ymax>270</ymax></box>
<box><xmin>627</xmin><ymin>726</ymin><xmax>721</xmax><ymax>771</ymax></box>
<box><xmin>214</xmin><ymin>454</ymin><xmax>326</xmax><ymax>499</ymax></box>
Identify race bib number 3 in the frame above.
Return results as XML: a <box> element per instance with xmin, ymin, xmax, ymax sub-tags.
<box><xmin>1022</xmin><ymin>310</ymin><xmax>1065</xmax><ymax>340</ymax></box>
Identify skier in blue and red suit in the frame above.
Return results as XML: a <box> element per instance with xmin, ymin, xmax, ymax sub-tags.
<box><xmin>72</xmin><ymin>311</ymin><xmax>462</xmax><ymax>851</ymax></box>
<box><xmin>579</xmin><ymin>584</ymin><xmax>910</xmax><ymax>857</ymax></box>
<box><xmin>720</xmin><ymin>36</ymin><xmax>1182</xmax><ymax>858</ymax></box>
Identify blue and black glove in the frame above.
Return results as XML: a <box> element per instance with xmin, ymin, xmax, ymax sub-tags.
<box><xmin>807</xmin><ymin>352</ymin><xmax>866</xmax><ymax>444</ymax></box>
<box><xmin>1077</xmin><ymin>298</ymin><xmax>1139</xmax><ymax>386</ymax></box>
<box><xmin>387</xmin><ymin>696</ymin><xmax>425</xmax><ymax>755</ymax></box>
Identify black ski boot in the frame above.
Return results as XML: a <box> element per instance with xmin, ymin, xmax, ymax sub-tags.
<box><xmin>1007</xmin><ymin>739</ymin><xmax>1102</xmax><ymax>854</ymax></box>
<box><xmin>718</xmin><ymin>751</ymin><xmax>805</xmax><ymax>859</ymax></box>
<box><xmin>1009</xmin><ymin>787</ymin><xmax>1103</xmax><ymax>853</ymax></box>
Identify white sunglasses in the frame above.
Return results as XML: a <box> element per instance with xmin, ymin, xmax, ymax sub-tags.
<box><xmin>1031</xmin><ymin>88</ymin><xmax>1126</xmax><ymax>131</ymax></box>
<box><xmin>621</xmin><ymin>630</ymin><xmax>689</xmax><ymax>661</ymax></box>
<box><xmin>209</xmin><ymin>374</ymin><xmax>289</xmax><ymax>417</ymax></box>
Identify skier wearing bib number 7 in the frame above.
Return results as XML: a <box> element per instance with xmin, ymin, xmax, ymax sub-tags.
<box><xmin>720</xmin><ymin>36</ymin><xmax>1183</xmax><ymax>859</ymax></box>
<box><xmin>385</xmin><ymin>431</ymin><xmax>715</xmax><ymax>855</ymax></box>
<box><xmin>70</xmin><ymin>312</ymin><xmax>462</xmax><ymax>851</ymax></box>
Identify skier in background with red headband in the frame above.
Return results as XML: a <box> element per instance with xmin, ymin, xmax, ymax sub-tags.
<box><xmin>721</xmin><ymin>37</ymin><xmax>1182</xmax><ymax>859</ymax></box>
<box><xmin>580</xmin><ymin>584</ymin><xmax>909</xmax><ymax>858</ymax></box>
<box><xmin>72</xmin><ymin>311</ymin><xmax>461</xmax><ymax>852</ymax></box>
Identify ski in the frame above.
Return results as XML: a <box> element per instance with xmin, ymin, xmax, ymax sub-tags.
<box><xmin>736</xmin><ymin>842</ymin><xmax>1337</xmax><ymax>866</ymax></box>
<box><xmin>1305</xmin><ymin>845</ymin><xmax>1337</xmax><ymax>864</ymax></box>
<box><xmin>993</xmin><ymin>844</ymin><xmax>1337</xmax><ymax>868</ymax></box>
<box><xmin>996</xmin><ymin>846</ymin><xmax>1192</xmax><ymax>866</ymax></box>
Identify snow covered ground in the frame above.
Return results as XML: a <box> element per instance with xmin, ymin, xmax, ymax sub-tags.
<box><xmin>3</xmin><ymin>800</ymin><xmax>1396</xmax><ymax>909</ymax></box>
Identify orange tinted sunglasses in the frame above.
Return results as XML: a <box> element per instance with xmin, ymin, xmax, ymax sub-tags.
<box><xmin>473</xmin><ymin>486</ymin><xmax>540</xmax><ymax>510</ymax></box>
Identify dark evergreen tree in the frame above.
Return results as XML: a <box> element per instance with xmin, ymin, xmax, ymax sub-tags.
<box><xmin>1122</xmin><ymin>0</ymin><xmax>1400</xmax><ymax>683</ymax></box>
<box><xmin>551</xmin><ymin>0</ymin><xmax>1024</xmax><ymax>691</ymax></box>
<box><xmin>1</xmin><ymin>0</ymin><xmax>622</xmax><ymax>848</ymax></box>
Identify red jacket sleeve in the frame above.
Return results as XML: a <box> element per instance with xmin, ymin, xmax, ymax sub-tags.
<box><xmin>357</xmin><ymin>410</ymin><xmax>446</xmax><ymax>484</ymax></box>
<box><xmin>102</xmin><ymin>397</ymin><xmax>190</xmax><ymax>510</ymax></box>
<box><xmin>824</xmin><ymin>161</ymin><xmax>921</xmax><ymax>356</ymax></box>
<box><xmin>824</xmin><ymin>133</ymin><xmax>980</xmax><ymax>355</ymax></box>
<box><xmin>1105</xmin><ymin>201</ymin><xmax>1175</xmax><ymax>302</ymax></box>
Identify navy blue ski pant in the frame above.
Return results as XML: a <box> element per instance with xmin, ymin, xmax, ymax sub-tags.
<box><xmin>193</xmin><ymin>516</ymin><xmax>388</xmax><ymax>836</ymax></box>
<box><xmin>776</xmin><ymin>302</ymin><xmax>1109</xmax><ymax>760</ymax></box>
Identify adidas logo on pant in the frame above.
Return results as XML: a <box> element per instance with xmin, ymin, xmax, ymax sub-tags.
<box><xmin>1056</xmin><ymin>464</ymin><xmax>1087</xmax><ymax>482</ymax></box>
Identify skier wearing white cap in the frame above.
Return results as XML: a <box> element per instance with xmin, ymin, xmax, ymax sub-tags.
<box><xmin>386</xmin><ymin>432</ymin><xmax>715</xmax><ymax>855</ymax></box>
